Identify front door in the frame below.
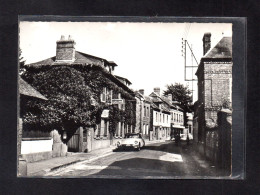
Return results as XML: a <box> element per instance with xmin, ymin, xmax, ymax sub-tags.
<box><xmin>68</xmin><ymin>129</ymin><xmax>80</xmax><ymax>152</ymax></box>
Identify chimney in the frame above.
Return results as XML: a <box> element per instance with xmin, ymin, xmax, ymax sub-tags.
<box><xmin>154</xmin><ymin>87</ymin><xmax>160</xmax><ymax>96</ymax></box>
<box><xmin>139</xmin><ymin>89</ymin><xmax>144</xmax><ymax>95</ymax></box>
<box><xmin>203</xmin><ymin>33</ymin><xmax>211</xmax><ymax>55</ymax></box>
<box><xmin>56</xmin><ymin>35</ymin><xmax>76</xmax><ymax>62</ymax></box>
<box><xmin>167</xmin><ymin>94</ymin><xmax>172</xmax><ymax>101</ymax></box>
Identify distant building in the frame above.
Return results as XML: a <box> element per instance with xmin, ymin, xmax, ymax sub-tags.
<box><xmin>135</xmin><ymin>90</ymin><xmax>151</xmax><ymax>140</ymax></box>
<box><xmin>149</xmin><ymin>88</ymin><xmax>171</xmax><ymax>140</ymax></box>
<box><xmin>195</xmin><ymin>33</ymin><xmax>232</xmax><ymax>156</ymax></box>
<box><xmin>170</xmin><ymin>100</ymin><xmax>185</xmax><ymax>138</ymax></box>
<box><xmin>186</xmin><ymin>112</ymin><xmax>193</xmax><ymax>136</ymax></box>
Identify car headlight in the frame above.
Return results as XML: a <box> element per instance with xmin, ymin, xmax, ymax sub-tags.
<box><xmin>134</xmin><ymin>141</ymin><xmax>138</xmax><ymax>145</ymax></box>
<box><xmin>117</xmin><ymin>141</ymin><xmax>121</xmax><ymax>146</ymax></box>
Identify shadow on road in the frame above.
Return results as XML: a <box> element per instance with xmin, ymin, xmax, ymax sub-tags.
<box><xmin>143</xmin><ymin>141</ymin><xmax>184</xmax><ymax>154</ymax></box>
<box><xmin>113</xmin><ymin>148</ymin><xmax>140</xmax><ymax>152</ymax></box>
<box><xmin>87</xmin><ymin>157</ymin><xmax>185</xmax><ymax>178</ymax></box>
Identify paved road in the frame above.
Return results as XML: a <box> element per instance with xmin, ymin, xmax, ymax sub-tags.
<box><xmin>45</xmin><ymin>141</ymin><xmax>220</xmax><ymax>178</ymax></box>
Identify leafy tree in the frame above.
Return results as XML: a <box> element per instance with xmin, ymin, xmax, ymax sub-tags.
<box><xmin>19</xmin><ymin>48</ymin><xmax>26</xmax><ymax>75</ymax></box>
<box><xmin>163</xmin><ymin>83</ymin><xmax>193</xmax><ymax>125</ymax></box>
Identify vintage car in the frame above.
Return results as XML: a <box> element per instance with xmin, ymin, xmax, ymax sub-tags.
<box><xmin>117</xmin><ymin>133</ymin><xmax>145</xmax><ymax>151</ymax></box>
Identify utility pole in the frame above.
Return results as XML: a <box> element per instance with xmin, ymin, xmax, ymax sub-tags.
<box><xmin>181</xmin><ymin>38</ymin><xmax>199</xmax><ymax>103</ymax></box>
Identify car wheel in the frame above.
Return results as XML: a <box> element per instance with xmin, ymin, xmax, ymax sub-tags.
<box><xmin>137</xmin><ymin>143</ymin><xmax>141</xmax><ymax>151</ymax></box>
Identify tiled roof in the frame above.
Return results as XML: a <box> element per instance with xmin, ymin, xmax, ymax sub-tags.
<box><xmin>27</xmin><ymin>51</ymin><xmax>105</xmax><ymax>67</ymax></box>
<box><xmin>203</xmin><ymin>37</ymin><xmax>232</xmax><ymax>59</ymax></box>
<box><xmin>115</xmin><ymin>75</ymin><xmax>132</xmax><ymax>85</ymax></box>
<box><xmin>160</xmin><ymin>96</ymin><xmax>172</xmax><ymax>106</ymax></box>
<box><xmin>144</xmin><ymin>96</ymin><xmax>153</xmax><ymax>103</ymax></box>
<box><xmin>150</xmin><ymin>102</ymin><xmax>160</xmax><ymax>110</ymax></box>
<box><xmin>25</xmin><ymin>51</ymin><xmax>135</xmax><ymax>97</ymax></box>
<box><xmin>19</xmin><ymin>78</ymin><xmax>47</xmax><ymax>100</ymax></box>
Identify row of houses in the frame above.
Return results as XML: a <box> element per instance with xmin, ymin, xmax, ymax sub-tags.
<box><xmin>19</xmin><ymin>35</ymin><xmax>188</xmax><ymax>163</ymax></box>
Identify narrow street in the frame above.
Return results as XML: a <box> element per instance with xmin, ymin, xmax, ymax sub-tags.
<box><xmin>45</xmin><ymin>141</ymin><xmax>219</xmax><ymax>178</ymax></box>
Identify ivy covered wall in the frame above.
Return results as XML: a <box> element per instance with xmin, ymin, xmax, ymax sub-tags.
<box><xmin>21</xmin><ymin>64</ymin><xmax>136</xmax><ymax>136</ymax></box>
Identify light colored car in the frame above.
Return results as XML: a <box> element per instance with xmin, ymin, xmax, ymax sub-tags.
<box><xmin>180</xmin><ymin>133</ymin><xmax>193</xmax><ymax>141</ymax></box>
<box><xmin>117</xmin><ymin>133</ymin><xmax>145</xmax><ymax>151</ymax></box>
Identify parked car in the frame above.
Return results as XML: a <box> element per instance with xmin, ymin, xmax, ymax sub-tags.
<box><xmin>180</xmin><ymin>133</ymin><xmax>193</xmax><ymax>141</ymax></box>
<box><xmin>117</xmin><ymin>133</ymin><xmax>145</xmax><ymax>151</ymax></box>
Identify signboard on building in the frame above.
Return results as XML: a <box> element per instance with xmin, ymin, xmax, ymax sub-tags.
<box><xmin>101</xmin><ymin>109</ymin><xmax>109</xmax><ymax>118</ymax></box>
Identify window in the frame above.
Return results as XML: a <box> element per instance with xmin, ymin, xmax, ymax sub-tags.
<box><xmin>147</xmin><ymin>107</ymin><xmax>149</xmax><ymax>117</ymax></box>
<box><xmin>101</xmin><ymin>87</ymin><xmax>106</xmax><ymax>102</ymax></box>
<box><xmin>113</xmin><ymin>92</ymin><xmax>121</xmax><ymax>100</ymax></box>
<box><xmin>121</xmin><ymin>99</ymin><xmax>125</xmax><ymax>110</ymax></box>
<box><xmin>101</xmin><ymin>87</ymin><xmax>112</xmax><ymax>104</ymax></box>
<box><xmin>144</xmin><ymin>106</ymin><xmax>146</xmax><ymax>116</ymax></box>
<box><xmin>156</xmin><ymin>113</ymin><xmax>158</xmax><ymax>122</ymax></box>
<box><xmin>106</xmin><ymin>89</ymin><xmax>112</xmax><ymax>104</ymax></box>
<box><xmin>163</xmin><ymin>114</ymin><xmax>165</xmax><ymax>123</ymax></box>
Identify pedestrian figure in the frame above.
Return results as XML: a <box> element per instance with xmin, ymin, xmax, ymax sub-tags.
<box><xmin>174</xmin><ymin>130</ymin><xmax>180</xmax><ymax>146</ymax></box>
<box><xmin>186</xmin><ymin>134</ymin><xmax>189</xmax><ymax>145</ymax></box>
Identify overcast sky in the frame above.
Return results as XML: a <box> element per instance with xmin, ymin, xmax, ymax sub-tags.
<box><xmin>20</xmin><ymin>22</ymin><xmax>232</xmax><ymax>102</ymax></box>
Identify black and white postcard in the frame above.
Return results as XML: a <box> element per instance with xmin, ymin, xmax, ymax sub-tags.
<box><xmin>18</xmin><ymin>19</ymin><xmax>241</xmax><ymax>179</ymax></box>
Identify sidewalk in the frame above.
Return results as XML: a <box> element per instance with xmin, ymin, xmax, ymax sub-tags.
<box><xmin>26</xmin><ymin>139</ymin><xmax>166</xmax><ymax>176</ymax></box>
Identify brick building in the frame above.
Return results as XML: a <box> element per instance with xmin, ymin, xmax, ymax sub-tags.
<box><xmin>195</xmin><ymin>33</ymin><xmax>232</xmax><ymax>157</ymax></box>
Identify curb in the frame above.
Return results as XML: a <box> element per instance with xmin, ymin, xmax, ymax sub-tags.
<box><xmin>42</xmin><ymin>147</ymin><xmax>116</xmax><ymax>176</ymax></box>
<box><xmin>49</xmin><ymin>159</ymin><xmax>82</xmax><ymax>172</ymax></box>
<box><xmin>29</xmin><ymin>160</ymin><xmax>83</xmax><ymax>176</ymax></box>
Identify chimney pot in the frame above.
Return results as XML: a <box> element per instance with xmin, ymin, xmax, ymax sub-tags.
<box><xmin>56</xmin><ymin>35</ymin><xmax>76</xmax><ymax>62</ymax></box>
<box><xmin>139</xmin><ymin>89</ymin><xmax>144</xmax><ymax>95</ymax></box>
<box><xmin>203</xmin><ymin>33</ymin><xmax>211</xmax><ymax>55</ymax></box>
<box><xmin>154</xmin><ymin>87</ymin><xmax>160</xmax><ymax>96</ymax></box>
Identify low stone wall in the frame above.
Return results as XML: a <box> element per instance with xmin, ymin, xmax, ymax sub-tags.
<box><xmin>91</xmin><ymin>139</ymin><xmax>111</xmax><ymax>151</ymax></box>
<box><xmin>21</xmin><ymin>138</ymin><xmax>53</xmax><ymax>154</ymax></box>
<box><xmin>22</xmin><ymin>151</ymin><xmax>53</xmax><ymax>163</ymax></box>
<box><xmin>202</xmin><ymin>109</ymin><xmax>232</xmax><ymax>174</ymax></box>
<box><xmin>21</xmin><ymin>130</ymin><xmax>68</xmax><ymax>163</ymax></box>
<box><xmin>205</xmin><ymin>130</ymin><xmax>219</xmax><ymax>163</ymax></box>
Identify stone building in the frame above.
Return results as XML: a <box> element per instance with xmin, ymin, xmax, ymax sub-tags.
<box><xmin>195</xmin><ymin>33</ymin><xmax>232</xmax><ymax>159</ymax></box>
<box><xmin>23</xmin><ymin>35</ymin><xmax>136</xmax><ymax>153</ymax></box>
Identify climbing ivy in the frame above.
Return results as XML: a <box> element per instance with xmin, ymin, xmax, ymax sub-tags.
<box><xmin>21</xmin><ymin>64</ymin><xmax>136</xmax><ymax>135</ymax></box>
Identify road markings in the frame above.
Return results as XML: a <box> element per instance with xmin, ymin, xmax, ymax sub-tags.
<box><xmin>159</xmin><ymin>153</ymin><xmax>183</xmax><ymax>162</ymax></box>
